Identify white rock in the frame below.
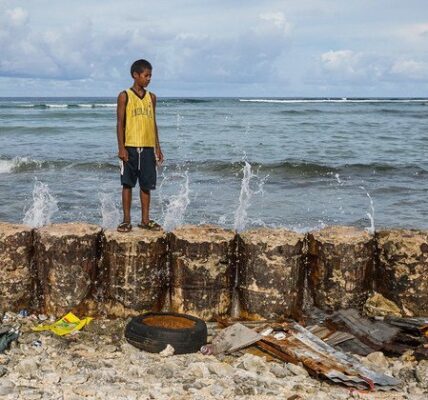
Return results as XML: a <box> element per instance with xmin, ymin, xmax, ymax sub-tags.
<box><xmin>186</xmin><ymin>362</ymin><xmax>210</xmax><ymax>378</ymax></box>
<box><xmin>208</xmin><ymin>361</ymin><xmax>235</xmax><ymax>376</ymax></box>
<box><xmin>44</xmin><ymin>372</ymin><xmax>61</xmax><ymax>384</ymax></box>
<box><xmin>14</xmin><ymin>357</ymin><xmax>39</xmax><ymax>379</ymax></box>
<box><xmin>287</xmin><ymin>363</ymin><xmax>309</xmax><ymax>377</ymax></box>
<box><xmin>210</xmin><ymin>384</ymin><xmax>225</xmax><ymax>396</ymax></box>
<box><xmin>238</xmin><ymin>353</ymin><xmax>270</xmax><ymax>374</ymax></box>
<box><xmin>270</xmin><ymin>363</ymin><xmax>291</xmax><ymax>378</ymax></box>
<box><xmin>159</xmin><ymin>344</ymin><xmax>175</xmax><ymax>357</ymax></box>
<box><xmin>0</xmin><ymin>379</ymin><xmax>15</xmax><ymax>396</ymax></box>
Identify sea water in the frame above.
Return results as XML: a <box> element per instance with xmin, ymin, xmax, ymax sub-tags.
<box><xmin>0</xmin><ymin>97</ymin><xmax>427</xmax><ymax>231</ymax></box>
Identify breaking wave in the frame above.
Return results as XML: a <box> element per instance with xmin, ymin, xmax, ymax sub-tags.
<box><xmin>1</xmin><ymin>157</ymin><xmax>426</xmax><ymax>177</ymax></box>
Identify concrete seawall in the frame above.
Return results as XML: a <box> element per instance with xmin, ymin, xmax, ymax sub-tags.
<box><xmin>0</xmin><ymin>222</ymin><xmax>427</xmax><ymax>319</ymax></box>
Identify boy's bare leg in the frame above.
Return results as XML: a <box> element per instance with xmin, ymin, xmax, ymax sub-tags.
<box><xmin>140</xmin><ymin>188</ymin><xmax>150</xmax><ymax>224</ymax></box>
<box><xmin>122</xmin><ymin>186</ymin><xmax>132</xmax><ymax>223</ymax></box>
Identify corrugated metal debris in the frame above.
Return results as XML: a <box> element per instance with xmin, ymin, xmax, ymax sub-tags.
<box><xmin>255</xmin><ymin>322</ymin><xmax>400</xmax><ymax>391</ymax></box>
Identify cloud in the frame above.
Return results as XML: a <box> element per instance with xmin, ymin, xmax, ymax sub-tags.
<box><xmin>0</xmin><ymin>5</ymin><xmax>292</xmax><ymax>88</ymax></box>
<box><xmin>390</xmin><ymin>59</ymin><xmax>428</xmax><ymax>80</ymax></box>
<box><xmin>319</xmin><ymin>50</ymin><xmax>386</xmax><ymax>83</ymax></box>
<box><xmin>6</xmin><ymin>7</ymin><xmax>28</xmax><ymax>26</ymax></box>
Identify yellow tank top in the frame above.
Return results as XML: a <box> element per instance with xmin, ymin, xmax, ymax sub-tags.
<box><xmin>124</xmin><ymin>89</ymin><xmax>156</xmax><ymax>147</ymax></box>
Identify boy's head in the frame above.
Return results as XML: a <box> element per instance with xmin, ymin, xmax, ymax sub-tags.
<box><xmin>130</xmin><ymin>59</ymin><xmax>152</xmax><ymax>87</ymax></box>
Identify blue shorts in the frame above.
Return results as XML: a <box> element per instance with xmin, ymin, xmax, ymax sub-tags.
<box><xmin>120</xmin><ymin>147</ymin><xmax>156</xmax><ymax>190</ymax></box>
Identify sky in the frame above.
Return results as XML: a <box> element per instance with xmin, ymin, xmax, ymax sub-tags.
<box><xmin>0</xmin><ymin>0</ymin><xmax>428</xmax><ymax>97</ymax></box>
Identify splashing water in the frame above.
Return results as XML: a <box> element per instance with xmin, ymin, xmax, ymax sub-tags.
<box><xmin>99</xmin><ymin>192</ymin><xmax>120</xmax><ymax>229</ymax></box>
<box><xmin>234</xmin><ymin>161</ymin><xmax>255</xmax><ymax>232</ymax></box>
<box><xmin>162</xmin><ymin>172</ymin><xmax>190</xmax><ymax>232</ymax></box>
<box><xmin>23</xmin><ymin>178</ymin><xmax>58</xmax><ymax>227</ymax></box>
<box><xmin>360</xmin><ymin>186</ymin><xmax>375</xmax><ymax>234</ymax></box>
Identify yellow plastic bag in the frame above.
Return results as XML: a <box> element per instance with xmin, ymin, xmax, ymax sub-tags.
<box><xmin>32</xmin><ymin>312</ymin><xmax>93</xmax><ymax>336</ymax></box>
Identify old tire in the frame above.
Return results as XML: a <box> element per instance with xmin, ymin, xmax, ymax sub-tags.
<box><xmin>124</xmin><ymin>312</ymin><xmax>207</xmax><ymax>354</ymax></box>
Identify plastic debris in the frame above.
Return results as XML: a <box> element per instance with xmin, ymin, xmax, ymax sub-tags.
<box><xmin>32</xmin><ymin>312</ymin><xmax>93</xmax><ymax>336</ymax></box>
<box><xmin>0</xmin><ymin>326</ymin><xmax>20</xmax><ymax>353</ymax></box>
<box><xmin>273</xmin><ymin>331</ymin><xmax>286</xmax><ymax>340</ymax></box>
<box><xmin>260</xmin><ymin>327</ymin><xmax>273</xmax><ymax>337</ymax></box>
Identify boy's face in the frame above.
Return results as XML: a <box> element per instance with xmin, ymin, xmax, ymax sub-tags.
<box><xmin>133</xmin><ymin>68</ymin><xmax>152</xmax><ymax>88</ymax></box>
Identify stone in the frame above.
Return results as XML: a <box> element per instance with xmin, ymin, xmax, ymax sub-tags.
<box><xmin>270</xmin><ymin>363</ymin><xmax>291</xmax><ymax>378</ymax></box>
<box><xmin>364</xmin><ymin>351</ymin><xmax>389</xmax><ymax>370</ymax></box>
<box><xmin>44</xmin><ymin>372</ymin><xmax>61</xmax><ymax>384</ymax></box>
<box><xmin>237</xmin><ymin>228</ymin><xmax>305</xmax><ymax>319</ymax></box>
<box><xmin>207</xmin><ymin>361</ymin><xmax>235</xmax><ymax>376</ymax></box>
<box><xmin>0</xmin><ymin>379</ymin><xmax>15</xmax><ymax>397</ymax></box>
<box><xmin>0</xmin><ymin>365</ymin><xmax>7</xmax><ymax>377</ymax></box>
<box><xmin>101</xmin><ymin>229</ymin><xmax>168</xmax><ymax>317</ymax></box>
<box><xmin>286</xmin><ymin>363</ymin><xmax>309</xmax><ymax>377</ymax></box>
<box><xmin>238</xmin><ymin>353</ymin><xmax>270</xmax><ymax>374</ymax></box>
<box><xmin>308</xmin><ymin>226</ymin><xmax>375</xmax><ymax>311</ymax></box>
<box><xmin>210</xmin><ymin>384</ymin><xmax>225</xmax><ymax>396</ymax></box>
<box><xmin>186</xmin><ymin>362</ymin><xmax>210</xmax><ymax>378</ymax></box>
<box><xmin>34</xmin><ymin>223</ymin><xmax>102</xmax><ymax>316</ymax></box>
<box><xmin>0</xmin><ymin>223</ymin><xmax>33</xmax><ymax>313</ymax></box>
<box><xmin>14</xmin><ymin>357</ymin><xmax>39</xmax><ymax>379</ymax></box>
<box><xmin>376</xmin><ymin>229</ymin><xmax>428</xmax><ymax>316</ymax></box>
<box><xmin>159</xmin><ymin>344</ymin><xmax>175</xmax><ymax>357</ymax></box>
<box><xmin>169</xmin><ymin>225</ymin><xmax>236</xmax><ymax>320</ymax></box>
<box><xmin>363</xmin><ymin>292</ymin><xmax>402</xmax><ymax>317</ymax></box>
<box><xmin>415</xmin><ymin>360</ymin><xmax>428</xmax><ymax>388</ymax></box>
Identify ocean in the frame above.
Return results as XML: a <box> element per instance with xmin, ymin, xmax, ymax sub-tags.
<box><xmin>0</xmin><ymin>97</ymin><xmax>427</xmax><ymax>232</ymax></box>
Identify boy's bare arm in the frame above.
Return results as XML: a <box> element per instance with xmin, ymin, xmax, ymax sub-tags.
<box><xmin>117</xmin><ymin>91</ymin><xmax>128</xmax><ymax>162</ymax></box>
<box><xmin>151</xmin><ymin>92</ymin><xmax>164</xmax><ymax>164</ymax></box>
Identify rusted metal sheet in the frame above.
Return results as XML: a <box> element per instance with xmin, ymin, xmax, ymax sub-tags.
<box><xmin>257</xmin><ymin>322</ymin><xmax>400</xmax><ymax>391</ymax></box>
<box><xmin>384</xmin><ymin>316</ymin><xmax>428</xmax><ymax>334</ymax></box>
<box><xmin>330</xmin><ymin>309</ymin><xmax>400</xmax><ymax>349</ymax></box>
<box><xmin>330</xmin><ymin>309</ymin><xmax>427</xmax><ymax>356</ymax></box>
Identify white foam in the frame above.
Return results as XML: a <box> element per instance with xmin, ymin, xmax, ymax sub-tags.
<box><xmin>99</xmin><ymin>192</ymin><xmax>120</xmax><ymax>229</ymax></box>
<box><xmin>162</xmin><ymin>172</ymin><xmax>190</xmax><ymax>232</ymax></box>
<box><xmin>360</xmin><ymin>186</ymin><xmax>375</xmax><ymax>235</ymax></box>
<box><xmin>234</xmin><ymin>161</ymin><xmax>255</xmax><ymax>232</ymax></box>
<box><xmin>0</xmin><ymin>160</ymin><xmax>14</xmax><ymax>174</ymax></box>
<box><xmin>0</xmin><ymin>156</ymin><xmax>37</xmax><ymax>174</ymax></box>
<box><xmin>94</xmin><ymin>103</ymin><xmax>116</xmax><ymax>108</ymax></box>
<box><xmin>23</xmin><ymin>179</ymin><xmax>58</xmax><ymax>227</ymax></box>
<box><xmin>77</xmin><ymin>104</ymin><xmax>94</xmax><ymax>108</ymax></box>
<box><xmin>45</xmin><ymin>104</ymin><xmax>68</xmax><ymax>108</ymax></box>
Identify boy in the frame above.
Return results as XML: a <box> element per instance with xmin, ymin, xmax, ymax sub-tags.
<box><xmin>116</xmin><ymin>59</ymin><xmax>164</xmax><ymax>232</ymax></box>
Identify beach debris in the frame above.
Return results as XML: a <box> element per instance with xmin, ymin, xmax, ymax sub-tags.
<box><xmin>329</xmin><ymin>309</ymin><xmax>428</xmax><ymax>357</ymax></box>
<box><xmin>201</xmin><ymin>323</ymin><xmax>261</xmax><ymax>355</ymax></box>
<box><xmin>32</xmin><ymin>312</ymin><xmax>93</xmax><ymax>336</ymax></box>
<box><xmin>0</xmin><ymin>326</ymin><xmax>20</xmax><ymax>353</ymax></box>
<box><xmin>255</xmin><ymin>321</ymin><xmax>401</xmax><ymax>391</ymax></box>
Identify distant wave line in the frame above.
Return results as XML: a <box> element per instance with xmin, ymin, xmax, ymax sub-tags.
<box><xmin>0</xmin><ymin>103</ymin><xmax>117</xmax><ymax>109</ymax></box>
<box><xmin>239</xmin><ymin>98</ymin><xmax>428</xmax><ymax>104</ymax></box>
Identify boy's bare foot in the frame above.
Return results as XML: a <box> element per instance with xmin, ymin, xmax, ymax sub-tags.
<box><xmin>117</xmin><ymin>222</ymin><xmax>132</xmax><ymax>232</ymax></box>
<box><xmin>138</xmin><ymin>220</ymin><xmax>161</xmax><ymax>230</ymax></box>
